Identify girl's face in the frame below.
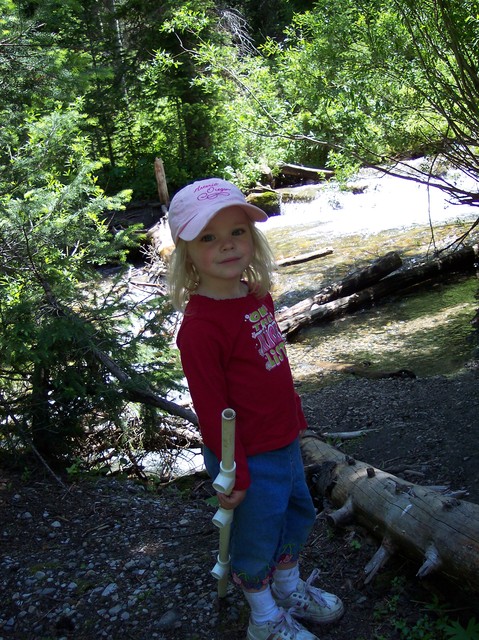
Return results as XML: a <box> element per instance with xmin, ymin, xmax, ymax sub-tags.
<box><xmin>186</xmin><ymin>206</ymin><xmax>254</xmax><ymax>297</ymax></box>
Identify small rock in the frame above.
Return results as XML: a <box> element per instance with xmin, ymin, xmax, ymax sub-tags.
<box><xmin>157</xmin><ymin>608</ymin><xmax>181</xmax><ymax>630</ymax></box>
<box><xmin>101</xmin><ymin>583</ymin><xmax>118</xmax><ymax>597</ymax></box>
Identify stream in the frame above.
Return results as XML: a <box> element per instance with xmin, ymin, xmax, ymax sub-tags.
<box><xmin>262</xmin><ymin>164</ymin><xmax>479</xmax><ymax>391</ymax></box>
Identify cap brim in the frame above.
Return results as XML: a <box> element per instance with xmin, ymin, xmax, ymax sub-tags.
<box><xmin>179</xmin><ymin>203</ymin><xmax>268</xmax><ymax>241</ymax></box>
<box><xmin>242</xmin><ymin>203</ymin><xmax>269</xmax><ymax>222</ymax></box>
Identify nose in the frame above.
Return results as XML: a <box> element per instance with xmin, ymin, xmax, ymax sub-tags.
<box><xmin>220</xmin><ymin>237</ymin><xmax>234</xmax><ymax>251</ymax></box>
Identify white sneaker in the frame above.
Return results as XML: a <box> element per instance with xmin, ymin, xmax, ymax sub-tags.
<box><xmin>272</xmin><ymin>569</ymin><xmax>344</xmax><ymax>625</ymax></box>
<box><xmin>246</xmin><ymin>608</ymin><xmax>320</xmax><ymax>640</ymax></box>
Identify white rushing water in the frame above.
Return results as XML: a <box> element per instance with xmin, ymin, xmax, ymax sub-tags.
<box><xmin>263</xmin><ymin>162</ymin><xmax>479</xmax><ymax>239</ymax></box>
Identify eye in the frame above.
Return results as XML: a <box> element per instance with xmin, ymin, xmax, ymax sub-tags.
<box><xmin>232</xmin><ymin>227</ymin><xmax>246</xmax><ymax>236</ymax></box>
<box><xmin>199</xmin><ymin>233</ymin><xmax>215</xmax><ymax>242</ymax></box>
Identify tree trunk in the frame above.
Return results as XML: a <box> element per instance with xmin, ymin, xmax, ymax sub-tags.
<box><xmin>279</xmin><ymin>245</ymin><xmax>479</xmax><ymax>339</ymax></box>
<box><xmin>301</xmin><ymin>433</ymin><xmax>479</xmax><ymax>593</ymax></box>
<box><xmin>154</xmin><ymin>157</ymin><xmax>170</xmax><ymax>209</ymax></box>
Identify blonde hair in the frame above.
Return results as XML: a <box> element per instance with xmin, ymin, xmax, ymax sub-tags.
<box><xmin>168</xmin><ymin>223</ymin><xmax>276</xmax><ymax>311</ymax></box>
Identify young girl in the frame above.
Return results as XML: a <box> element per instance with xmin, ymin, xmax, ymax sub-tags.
<box><xmin>168</xmin><ymin>178</ymin><xmax>344</xmax><ymax>640</ymax></box>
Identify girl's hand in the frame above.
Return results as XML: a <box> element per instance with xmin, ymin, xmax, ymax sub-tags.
<box><xmin>217</xmin><ymin>489</ymin><xmax>246</xmax><ymax>510</ymax></box>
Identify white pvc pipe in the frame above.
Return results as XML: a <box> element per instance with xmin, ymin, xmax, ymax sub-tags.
<box><xmin>212</xmin><ymin>408</ymin><xmax>236</xmax><ymax>494</ymax></box>
<box><xmin>220</xmin><ymin>407</ymin><xmax>235</xmax><ymax>470</ymax></box>
<box><xmin>211</xmin><ymin>522</ymin><xmax>232</xmax><ymax>581</ymax></box>
<box><xmin>211</xmin><ymin>408</ymin><xmax>236</xmax><ymax>598</ymax></box>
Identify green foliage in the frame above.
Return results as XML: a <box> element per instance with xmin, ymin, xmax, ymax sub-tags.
<box><xmin>394</xmin><ymin>614</ymin><xmax>441</xmax><ymax>640</ymax></box>
<box><xmin>392</xmin><ymin>615</ymin><xmax>479</xmax><ymax>640</ymax></box>
<box><xmin>439</xmin><ymin>617</ymin><xmax>479</xmax><ymax>640</ymax></box>
<box><xmin>3</xmin><ymin>0</ymin><xmax>479</xmax><ymax>195</ymax></box>
<box><xmin>256</xmin><ymin>2</ymin><xmax>434</xmax><ymax>171</ymax></box>
<box><xmin>372</xmin><ymin>578</ymin><xmax>479</xmax><ymax>640</ymax></box>
<box><xmin>0</xmin><ymin>105</ymin><xmax>182</xmax><ymax>465</ymax></box>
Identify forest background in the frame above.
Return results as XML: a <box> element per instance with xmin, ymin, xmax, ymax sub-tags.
<box><xmin>1</xmin><ymin>0</ymin><xmax>479</xmax><ymax>470</ymax></box>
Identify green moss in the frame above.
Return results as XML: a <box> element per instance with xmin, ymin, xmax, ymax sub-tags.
<box><xmin>246</xmin><ymin>191</ymin><xmax>281</xmax><ymax>215</ymax></box>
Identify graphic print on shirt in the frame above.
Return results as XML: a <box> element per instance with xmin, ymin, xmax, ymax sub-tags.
<box><xmin>245</xmin><ymin>303</ymin><xmax>287</xmax><ymax>371</ymax></box>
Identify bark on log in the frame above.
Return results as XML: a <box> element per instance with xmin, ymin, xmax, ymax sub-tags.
<box><xmin>280</xmin><ymin>245</ymin><xmax>479</xmax><ymax>339</ymax></box>
<box><xmin>276</xmin><ymin>247</ymin><xmax>334</xmax><ymax>267</ymax></box>
<box><xmin>146</xmin><ymin>217</ymin><xmax>175</xmax><ymax>261</ymax></box>
<box><xmin>276</xmin><ymin>251</ymin><xmax>402</xmax><ymax>332</ymax></box>
<box><xmin>279</xmin><ymin>163</ymin><xmax>334</xmax><ymax>181</ymax></box>
<box><xmin>277</xmin><ymin>251</ymin><xmax>402</xmax><ymax>333</ymax></box>
<box><xmin>105</xmin><ymin>202</ymin><xmax>164</xmax><ymax>232</ymax></box>
<box><xmin>301</xmin><ymin>433</ymin><xmax>479</xmax><ymax>593</ymax></box>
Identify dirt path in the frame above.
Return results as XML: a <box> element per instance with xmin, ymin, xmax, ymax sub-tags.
<box><xmin>1</xmin><ymin>368</ymin><xmax>478</xmax><ymax>639</ymax></box>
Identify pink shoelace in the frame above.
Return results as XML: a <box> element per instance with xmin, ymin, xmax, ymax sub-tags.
<box><xmin>271</xmin><ymin>608</ymin><xmax>306</xmax><ymax>635</ymax></box>
<box><xmin>302</xmin><ymin>569</ymin><xmax>331</xmax><ymax>608</ymax></box>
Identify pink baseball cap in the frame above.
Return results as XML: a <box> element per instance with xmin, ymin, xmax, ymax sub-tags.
<box><xmin>168</xmin><ymin>178</ymin><xmax>268</xmax><ymax>244</ymax></box>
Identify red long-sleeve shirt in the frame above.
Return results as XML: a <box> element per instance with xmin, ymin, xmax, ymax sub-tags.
<box><xmin>176</xmin><ymin>292</ymin><xmax>307</xmax><ymax>490</ymax></box>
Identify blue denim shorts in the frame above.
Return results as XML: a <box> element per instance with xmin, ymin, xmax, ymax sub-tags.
<box><xmin>204</xmin><ymin>437</ymin><xmax>316</xmax><ymax>590</ymax></box>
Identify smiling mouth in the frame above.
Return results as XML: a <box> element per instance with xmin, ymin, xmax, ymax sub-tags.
<box><xmin>219</xmin><ymin>256</ymin><xmax>241</xmax><ymax>264</ymax></box>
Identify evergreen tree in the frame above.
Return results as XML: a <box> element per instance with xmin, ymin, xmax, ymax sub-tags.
<box><xmin>0</xmin><ymin>105</ymin><xmax>182</xmax><ymax>465</ymax></box>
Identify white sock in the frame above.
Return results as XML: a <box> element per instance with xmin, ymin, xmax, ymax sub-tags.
<box><xmin>272</xmin><ymin>564</ymin><xmax>300</xmax><ymax>599</ymax></box>
<box><xmin>243</xmin><ymin>585</ymin><xmax>282</xmax><ymax>625</ymax></box>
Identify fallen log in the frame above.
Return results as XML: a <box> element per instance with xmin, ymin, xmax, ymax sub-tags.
<box><xmin>281</xmin><ymin>244</ymin><xmax>479</xmax><ymax>339</ymax></box>
<box><xmin>279</xmin><ymin>163</ymin><xmax>334</xmax><ymax>181</ymax></box>
<box><xmin>276</xmin><ymin>247</ymin><xmax>333</xmax><ymax>267</ymax></box>
<box><xmin>105</xmin><ymin>201</ymin><xmax>164</xmax><ymax>232</ymax></box>
<box><xmin>312</xmin><ymin>360</ymin><xmax>416</xmax><ymax>379</ymax></box>
<box><xmin>146</xmin><ymin>216</ymin><xmax>175</xmax><ymax>262</ymax></box>
<box><xmin>276</xmin><ymin>251</ymin><xmax>402</xmax><ymax>333</ymax></box>
<box><xmin>301</xmin><ymin>433</ymin><xmax>479</xmax><ymax>593</ymax></box>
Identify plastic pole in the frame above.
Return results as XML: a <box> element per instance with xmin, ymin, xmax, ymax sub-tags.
<box><xmin>211</xmin><ymin>408</ymin><xmax>236</xmax><ymax>598</ymax></box>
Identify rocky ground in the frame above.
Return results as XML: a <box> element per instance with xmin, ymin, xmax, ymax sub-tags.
<box><xmin>1</xmin><ymin>367</ymin><xmax>478</xmax><ymax>640</ymax></box>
